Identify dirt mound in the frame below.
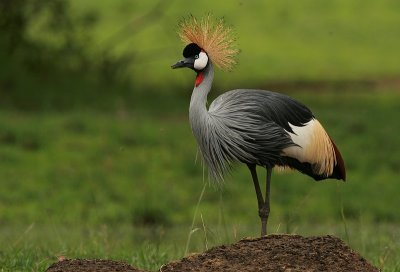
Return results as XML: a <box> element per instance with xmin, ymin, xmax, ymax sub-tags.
<box><xmin>46</xmin><ymin>235</ymin><xmax>379</xmax><ymax>272</ymax></box>
<box><xmin>162</xmin><ymin>235</ymin><xmax>379</xmax><ymax>272</ymax></box>
<box><xmin>45</xmin><ymin>259</ymin><xmax>144</xmax><ymax>272</ymax></box>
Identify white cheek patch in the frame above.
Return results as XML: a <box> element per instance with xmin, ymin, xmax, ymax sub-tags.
<box><xmin>194</xmin><ymin>51</ymin><xmax>208</xmax><ymax>70</ymax></box>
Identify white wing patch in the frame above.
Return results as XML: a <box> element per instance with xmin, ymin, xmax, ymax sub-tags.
<box><xmin>282</xmin><ymin>119</ymin><xmax>336</xmax><ymax>176</ymax></box>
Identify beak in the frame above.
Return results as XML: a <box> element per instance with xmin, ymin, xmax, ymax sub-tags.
<box><xmin>171</xmin><ymin>57</ymin><xmax>195</xmax><ymax>69</ymax></box>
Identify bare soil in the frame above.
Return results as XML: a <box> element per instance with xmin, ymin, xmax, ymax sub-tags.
<box><xmin>46</xmin><ymin>235</ymin><xmax>379</xmax><ymax>272</ymax></box>
<box><xmin>45</xmin><ymin>259</ymin><xmax>145</xmax><ymax>272</ymax></box>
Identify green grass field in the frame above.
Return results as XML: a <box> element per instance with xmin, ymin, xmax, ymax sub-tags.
<box><xmin>69</xmin><ymin>0</ymin><xmax>400</xmax><ymax>88</ymax></box>
<box><xmin>1</xmin><ymin>0</ymin><xmax>400</xmax><ymax>271</ymax></box>
<box><xmin>1</xmin><ymin>92</ymin><xmax>400</xmax><ymax>271</ymax></box>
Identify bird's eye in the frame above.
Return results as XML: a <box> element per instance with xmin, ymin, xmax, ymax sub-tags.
<box><xmin>194</xmin><ymin>55</ymin><xmax>199</xmax><ymax>59</ymax></box>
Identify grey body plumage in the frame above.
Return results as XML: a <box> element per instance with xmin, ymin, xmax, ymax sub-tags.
<box><xmin>190</xmin><ymin>62</ymin><xmax>310</xmax><ymax>181</ymax></box>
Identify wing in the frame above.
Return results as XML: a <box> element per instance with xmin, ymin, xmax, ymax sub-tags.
<box><xmin>208</xmin><ymin>89</ymin><xmax>304</xmax><ymax>168</ymax></box>
<box><xmin>210</xmin><ymin>89</ymin><xmax>314</xmax><ymax>132</ymax></box>
<box><xmin>209</xmin><ymin>89</ymin><xmax>346</xmax><ymax>181</ymax></box>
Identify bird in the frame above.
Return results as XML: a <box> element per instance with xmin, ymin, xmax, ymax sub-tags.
<box><xmin>171</xmin><ymin>16</ymin><xmax>346</xmax><ymax>236</ymax></box>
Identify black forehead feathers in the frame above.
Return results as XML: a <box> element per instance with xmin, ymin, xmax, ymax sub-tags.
<box><xmin>183</xmin><ymin>43</ymin><xmax>201</xmax><ymax>58</ymax></box>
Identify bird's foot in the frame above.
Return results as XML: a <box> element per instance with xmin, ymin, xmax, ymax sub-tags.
<box><xmin>258</xmin><ymin>207</ymin><xmax>270</xmax><ymax>236</ymax></box>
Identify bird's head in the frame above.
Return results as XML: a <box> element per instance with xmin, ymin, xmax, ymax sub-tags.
<box><xmin>172</xmin><ymin>43</ymin><xmax>209</xmax><ymax>71</ymax></box>
<box><xmin>171</xmin><ymin>15</ymin><xmax>238</xmax><ymax>73</ymax></box>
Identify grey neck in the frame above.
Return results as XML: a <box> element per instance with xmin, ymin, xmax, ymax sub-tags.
<box><xmin>189</xmin><ymin>62</ymin><xmax>214</xmax><ymax>116</ymax></box>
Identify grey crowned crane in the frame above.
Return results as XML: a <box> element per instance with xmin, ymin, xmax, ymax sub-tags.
<box><xmin>171</xmin><ymin>16</ymin><xmax>346</xmax><ymax>236</ymax></box>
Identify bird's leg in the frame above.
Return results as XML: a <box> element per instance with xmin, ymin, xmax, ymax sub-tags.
<box><xmin>263</xmin><ymin>166</ymin><xmax>272</xmax><ymax>235</ymax></box>
<box><xmin>247</xmin><ymin>164</ymin><xmax>268</xmax><ymax>236</ymax></box>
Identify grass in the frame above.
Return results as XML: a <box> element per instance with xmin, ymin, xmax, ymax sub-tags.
<box><xmin>8</xmin><ymin>0</ymin><xmax>398</xmax><ymax>111</ymax></box>
<box><xmin>25</xmin><ymin>0</ymin><xmax>400</xmax><ymax>97</ymax></box>
<box><xmin>0</xmin><ymin>91</ymin><xmax>400</xmax><ymax>271</ymax></box>
<box><xmin>1</xmin><ymin>92</ymin><xmax>399</xmax><ymax>225</ymax></box>
<box><xmin>68</xmin><ymin>0</ymin><xmax>400</xmax><ymax>89</ymax></box>
<box><xmin>0</xmin><ymin>223</ymin><xmax>399</xmax><ymax>271</ymax></box>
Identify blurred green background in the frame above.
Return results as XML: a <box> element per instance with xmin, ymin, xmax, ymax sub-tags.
<box><xmin>0</xmin><ymin>0</ymin><xmax>399</xmax><ymax>271</ymax></box>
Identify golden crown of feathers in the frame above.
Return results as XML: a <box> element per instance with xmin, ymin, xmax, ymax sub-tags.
<box><xmin>178</xmin><ymin>15</ymin><xmax>239</xmax><ymax>71</ymax></box>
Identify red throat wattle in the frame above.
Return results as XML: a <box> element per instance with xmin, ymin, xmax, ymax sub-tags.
<box><xmin>195</xmin><ymin>72</ymin><xmax>204</xmax><ymax>87</ymax></box>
